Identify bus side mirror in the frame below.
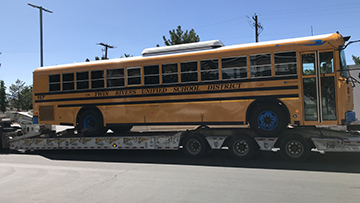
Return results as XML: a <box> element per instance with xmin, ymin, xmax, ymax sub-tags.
<box><xmin>358</xmin><ymin>72</ymin><xmax>360</xmax><ymax>79</ymax></box>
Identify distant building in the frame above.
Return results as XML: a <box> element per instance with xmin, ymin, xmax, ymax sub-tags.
<box><xmin>348</xmin><ymin>65</ymin><xmax>360</xmax><ymax>118</ymax></box>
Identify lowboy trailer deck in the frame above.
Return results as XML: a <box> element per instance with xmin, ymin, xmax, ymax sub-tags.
<box><xmin>2</xmin><ymin>123</ymin><xmax>360</xmax><ymax>162</ymax></box>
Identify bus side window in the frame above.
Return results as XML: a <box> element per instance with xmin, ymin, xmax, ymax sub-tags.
<box><xmin>107</xmin><ymin>68</ymin><xmax>125</xmax><ymax>88</ymax></box>
<box><xmin>274</xmin><ymin>51</ymin><xmax>297</xmax><ymax>76</ymax></box>
<box><xmin>250</xmin><ymin>53</ymin><xmax>271</xmax><ymax>78</ymax></box>
<box><xmin>76</xmin><ymin>72</ymin><xmax>89</xmax><ymax>90</ymax></box>
<box><xmin>221</xmin><ymin>56</ymin><xmax>247</xmax><ymax>80</ymax></box>
<box><xmin>127</xmin><ymin>66</ymin><xmax>141</xmax><ymax>86</ymax></box>
<box><xmin>319</xmin><ymin>52</ymin><xmax>334</xmax><ymax>74</ymax></box>
<box><xmin>200</xmin><ymin>59</ymin><xmax>219</xmax><ymax>81</ymax></box>
<box><xmin>144</xmin><ymin>65</ymin><xmax>159</xmax><ymax>85</ymax></box>
<box><xmin>162</xmin><ymin>63</ymin><xmax>178</xmax><ymax>84</ymax></box>
<box><xmin>49</xmin><ymin>74</ymin><xmax>60</xmax><ymax>92</ymax></box>
<box><xmin>180</xmin><ymin>61</ymin><xmax>198</xmax><ymax>83</ymax></box>
<box><xmin>91</xmin><ymin>70</ymin><xmax>104</xmax><ymax>89</ymax></box>
<box><xmin>62</xmin><ymin>73</ymin><xmax>74</xmax><ymax>91</ymax></box>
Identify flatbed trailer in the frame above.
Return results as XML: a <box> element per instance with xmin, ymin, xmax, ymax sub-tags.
<box><xmin>2</xmin><ymin>123</ymin><xmax>360</xmax><ymax>162</ymax></box>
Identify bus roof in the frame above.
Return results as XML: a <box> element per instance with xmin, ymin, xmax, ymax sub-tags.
<box><xmin>35</xmin><ymin>33</ymin><xmax>343</xmax><ymax>72</ymax></box>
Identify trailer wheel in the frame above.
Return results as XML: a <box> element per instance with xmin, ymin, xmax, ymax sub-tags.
<box><xmin>228</xmin><ymin>134</ymin><xmax>257</xmax><ymax>160</ymax></box>
<box><xmin>280</xmin><ymin>134</ymin><xmax>310</xmax><ymax>162</ymax></box>
<box><xmin>78</xmin><ymin>109</ymin><xmax>106</xmax><ymax>136</ymax></box>
<box><xmin>183</xmin><ymin>135</ymin><xmax>208</xmax><ymax>158</ymax></box>
<box><xmin>249</xmin><ymin>104</ymin><xmax>287</xmax><ymax>136</ymax></box>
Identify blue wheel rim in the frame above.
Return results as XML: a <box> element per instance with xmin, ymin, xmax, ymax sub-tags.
<box><xmin>83</xmin><ymin>115</ymin><xmax>96</xmax><ymax>132</ymax></box>
<box><xmin>257</xmin><ymin>110</ymin><xmax>279</xmax><ymax>131</ymax></box>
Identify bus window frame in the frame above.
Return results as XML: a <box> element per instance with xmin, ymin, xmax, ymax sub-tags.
<box><xmin>106</xmin><ymin>68</ymin><xmax>125</xmax><ymax>89</ymax></box>
<box><xmin>200</xmin><ymin>58</ymin><xmax>220</xmax><ymax>82</ymax></box>
<box><xmin>126</xmin><ymin>66</ymin><xmax>142</xmax><ymax>86</ymax></box>
<box><xmin>62</xmin><ymin>72</ymin><xmax>75</xmax><ymax>92</ymax></box>
<box><xmin>143</xmin><ymin>64</ymin><xmax>160</xmax><ymax>86</ymax></box>
<box><xmin>90</xmin><ymin>70</ymin><xmax>105</xmax><ymax>90</ymax></box>
<box><xmin>180</xmin><ymin>60</ymin><xmax>199</xmax><ymax>84</ymax></box>
<box><xmin>221</xmin><ymin>55</ymin><xmax>248</xmax><ymax>81</ymax></box>
<box><xmin>273</xmin><ymin>50</ymin><xmax>298</xmax><ymax>77</ymax></box>
<box><xmin>48</xmin><ymin>74</ymin><xmax>61</xmax><ymax>92</ymax></box>
<box><xmin>76</xmin><ymin>71</ymin><xmax>90</xmax><ymax>91</ymax></box>
<box><xmin>250</xmin><ymin>52</ymin><xmax>272</xmax><ymax>79</ymax></box>
<box><xmin>161</xmin><ymin>62</ymin><xmax>179</xmax><ymax>85</ymax></box>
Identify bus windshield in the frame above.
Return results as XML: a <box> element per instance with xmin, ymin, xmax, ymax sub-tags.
<box><xmin>340</xmin><ymin>48</ymin><xmax>348</xmax><ymax>78</ymax></box>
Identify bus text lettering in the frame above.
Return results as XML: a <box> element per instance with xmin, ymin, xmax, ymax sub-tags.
<box><xmin>142</xmin><ymin>88</ymin><xmax>167</xmax><ymax>94</ymax></box>
<box><xmin>115</xmin><ymin>90</ymin><xmax>136</xmax><ymax>95</ymax></box>
<box><xmin>207</xmin><ymin>83</ymin><xmax>241</xmax><ymax>90</ymax></box>
<box><xmin>95</xmin><ymin>91</ymin><xmax>109</xmax><ymax>97</ymax></box>
<box><xmin>173</xmin><ymin>86</ymin><xmax>200</xmax><ymax>92</ymax></box>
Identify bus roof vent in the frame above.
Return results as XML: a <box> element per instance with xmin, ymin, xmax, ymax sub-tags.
<box><xmin>141</xmin><ymin>40</ymin><xmax>224</xmax><ymax>57</ymax></box>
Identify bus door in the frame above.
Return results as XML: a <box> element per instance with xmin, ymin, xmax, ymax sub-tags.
<box><xmin>301</xmin><ymin>51</ymin><xmax>337</xmax><ymax>125</ymax></box>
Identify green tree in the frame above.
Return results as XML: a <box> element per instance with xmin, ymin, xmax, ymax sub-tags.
<box><xmin>9</xmin><ymin>79</ymin><xmax>25</xmax><ymax>110</ymax></box>
<box><xmin>352</xmin><ymin>55</ymin><xmax>360</xmax><ymax>65</ymax></box>
<box><xmin>162</xmin><ymin>25</ymin><xmax>200</xmax><ymax>46</ymax></box>
<box><xmin>0</xmin><ymin>80</ymin><xmax>7</xmax><ymax>113</ymax></box>
<box><xmin>20</xmin><ymin>85</ymin><xmax>32</xmax><ymax>111</ymax></box>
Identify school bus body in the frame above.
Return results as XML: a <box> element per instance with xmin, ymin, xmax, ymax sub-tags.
<box><xmin>32</xmin><ymin>33</ymin><xmax>353</xmax><ymax>132</ymax></box>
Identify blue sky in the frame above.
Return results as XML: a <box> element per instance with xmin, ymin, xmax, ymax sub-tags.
<box><xmin>1</xmin><ymin>0</ymin><xmax>359</xmax><ymax>88</ymax></box>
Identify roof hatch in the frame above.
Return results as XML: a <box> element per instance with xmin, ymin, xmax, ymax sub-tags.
<box><xmin>141</xmin><ymin>40</ymin><xmax>224</xmax><ymax>57</ymax></box>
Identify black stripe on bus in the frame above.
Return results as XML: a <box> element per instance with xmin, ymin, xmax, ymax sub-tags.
<box><xmin>35</xmin><ymin>75</ymin><xmax>298</xmax><ymax>96</ymax></box>
<box><xmin>59</xmin><ymin>123</ymin><xmax>74</xmax><ymax>126</ymax></box>
<box><xmin>106</xmin><ymin>121</ymin><xmax>245</xmax><ymax>127</ymax></box>
<box><xmin>57</xmin><ymin>94</ymin><xmax>299</xmax><ymax>108</ymax></box>
<box><xmin>35</xmin><ymin>85</ymin><xmax>298</xmax><ymax>103</ymax></box>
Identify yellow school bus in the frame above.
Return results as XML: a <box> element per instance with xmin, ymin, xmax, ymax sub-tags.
<box><xmin>32</xmin><ymin>33</ymin><xmax>354</xmax><ymax>136</ymax></box>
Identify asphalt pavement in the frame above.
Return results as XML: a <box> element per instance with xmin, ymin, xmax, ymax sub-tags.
<box><xmin>1</xmin><ymin>149</ymin><xmax>360</xmax><ymax>203</ymax></box>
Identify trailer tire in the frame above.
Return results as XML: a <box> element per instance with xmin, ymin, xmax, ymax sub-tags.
<box><xmin>280</xmin><ymin>134</ymin><xmax>310</xmax><ymax>162</ymax></box>
<box><xmin>182</xmin><ymin>134</ymin><xmax>208</xmax><ymax>158</ymax></box>
<box><xmin>249</xmin><ymin>104</ymin><xmax>287</xmax><ymax>136</ymax></box>
<box><xmin>78</xmin><ymin>109</ymin><xmax>106</xmax><ymax>136</ymax></box>
<box><xmin>228</xmin><ymin>134</ymin><xmax>258</xmax><ymax>160</ymax></box>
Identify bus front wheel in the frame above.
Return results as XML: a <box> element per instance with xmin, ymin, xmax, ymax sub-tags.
<box><xmin>78</xmin><ymin>109</ymin><xmax>106</xmax><ymax>136</ymax></box>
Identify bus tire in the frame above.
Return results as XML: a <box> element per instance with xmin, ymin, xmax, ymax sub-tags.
<box><xmin>182</xmin><ymin>134</ymin><xmax>208</xmax><ymax>158</ymax></box>
<box><xmin>280</xmin><ymin>134</ymin><xmax>310</xmax><ymax>162</ymax></box>
<box><xmin>228</xmin><ymin>134</ymin><xmax>258</xmax><ymax>160</ymax></box>
<box><xmin>249</xmin><ymin>104</ymin><xmax>287</xmax><ymax>136</ymax></box>
<box><xmin>78</xmin><ymin>109</ymin><xmax>106</xmax><ymax>136</ymax></box>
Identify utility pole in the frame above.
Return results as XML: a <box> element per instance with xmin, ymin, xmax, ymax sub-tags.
<box><xmin>247</xmin><ymin>13</ymin><xmax>264</xmax><ymax>42</ymax></box>
<box><xmin>97</xmin><ymin>43</ymin><xmax>115</xmax><ymax>59</ymax></box>
<box><xmin>28</xmin><ymin>3</ymin><xmax>53</xmax><ymax>67</ymax></box>
<box><xmin>311</xmin><ymin>26</ymin><xmax>314</xmax><ymax>36</ymax></box>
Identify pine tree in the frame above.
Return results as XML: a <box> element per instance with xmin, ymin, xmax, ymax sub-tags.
<box><xmin>162</xmin><ymin>25</ymin><xmax>200</xmax><ymax>46</ymax></box>
<box><xmin>9</xmin><ymin>79</ymin><xmax>25</xmax><ymax>110</ymax></box>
